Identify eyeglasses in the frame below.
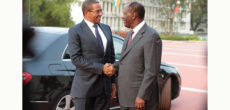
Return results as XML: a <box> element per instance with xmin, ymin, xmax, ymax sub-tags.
<box><xmin>88</xmin><ymin>9</ymin><xmax>103</xmax><ymax>14</ymax></box>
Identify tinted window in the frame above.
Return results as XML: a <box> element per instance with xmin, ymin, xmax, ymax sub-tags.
<box><xmin>63</xmin><ymin>46</ymin><xmax>70</xmax><ymax>59</ymax></box>
<box><xmin>113</xmin><ymin>37</ymin><xmax>123</xmax><ymax>59</ymax></box>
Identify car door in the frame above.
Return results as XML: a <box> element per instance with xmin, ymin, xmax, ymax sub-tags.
<box><xmin>62</xmin><ymin>44</ymin><xmax>76</xmax><ymax>76</ymax></box>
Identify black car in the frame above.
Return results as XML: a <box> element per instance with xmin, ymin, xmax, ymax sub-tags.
<box><xmin>23</xmin><ymin>27</ymin><xmax>181</xmax><ymax>110</ymax></box>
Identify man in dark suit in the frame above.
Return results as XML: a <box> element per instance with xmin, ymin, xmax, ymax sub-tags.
<box><xmin>116</xmin><ymin>1</ymin><xmax>162</xmax><ymax>110</ymax></box>
<box><xmin>68</xmin><ymin>0</ymin><xmax>116</xmax><ymax>110</ymax></box>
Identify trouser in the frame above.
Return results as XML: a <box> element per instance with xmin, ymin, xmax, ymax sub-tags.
<box><xmin>73</xmin><ymin>94</ymin><xmax>110</xmax><ymax>110</ymax></box>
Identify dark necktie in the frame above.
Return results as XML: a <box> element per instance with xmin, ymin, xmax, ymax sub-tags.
<box><xmin>93</xmin><ymin>24</ymin><xmax>104</xmax><ymax>52</ymax></box>
<box><xmin>127</xmin><ymin>30</ymin><xmax>134</xmax><ymax>48</ymax></box>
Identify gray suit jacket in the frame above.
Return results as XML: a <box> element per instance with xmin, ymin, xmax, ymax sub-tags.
<box><xmin>117</xmin><ymin>23</ymin><xmax>162</xmax><ymax>107</ymax></box>
<box><xmin>68</xmin><ymin>20</ymin><xmax>115</xmax><ymax>98</ymax></box>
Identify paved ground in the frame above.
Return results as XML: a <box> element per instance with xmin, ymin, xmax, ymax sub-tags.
<box><xmin>161</xmin><ymin>40</ymin><xmax>207</xmax><ymax>110</ymax></box>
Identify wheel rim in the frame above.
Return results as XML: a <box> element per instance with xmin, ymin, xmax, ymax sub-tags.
<box><xmin>56</xmin><ymin>95</ymin><xmax>75</xmax><ymax>110</ymax></box>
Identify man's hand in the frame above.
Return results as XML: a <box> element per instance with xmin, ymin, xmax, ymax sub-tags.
<box><xmin>135</xmin><ymin>97</ymin><xmax>145</xmax><ymax>110</ymax></box>
<box><xmin>103</xmin><ymin>63</ymin><xmax>115</xmax><ymax>77</ymax></box>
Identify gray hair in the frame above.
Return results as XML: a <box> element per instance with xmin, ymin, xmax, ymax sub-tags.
<box><xmin>127</xmin><ymin>1</ymin><xmax>145</xmax><ymax>19</ymax></box>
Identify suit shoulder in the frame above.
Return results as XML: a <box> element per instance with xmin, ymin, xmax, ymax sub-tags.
<box><xmin>69</xmin><ymin>24</ymin><xmax>80</xmax><ymax>30</ymax></box>
<box><xmin>69</xmin><ymin>24</ymin><xmax>82</xmax><ymax>34</ymax></box>
<box><xmin>146</xmin><ymin>25</ymin><xmax>158</xmax><ymax>34</ymax></box>
<box><xmin>145</xmin><ymin>25</ymin><xmax>161</xmax><ymax>40</ymax></box>
<box><xmin>100</xmin><ymin>23</ymin><xmax>110</xmax><ymax>28</ymax></box>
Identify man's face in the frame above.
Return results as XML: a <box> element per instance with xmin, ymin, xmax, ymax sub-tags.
<box><xmin>122</xmin><ymin>6</ymin><xmax>134</xmax><ymax>28</ymax></box>
<box><xmin>85</xmin><ymin>3</ymin><xmax>102</xmax><ymax>24</ymax></box>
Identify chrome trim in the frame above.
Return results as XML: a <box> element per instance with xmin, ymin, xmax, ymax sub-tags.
<box><xmin>30</xmin><ymin>101</ymin><xmax>49</xmax><ymax>103</ymax></box>
<box><xmin>110</xmin><ymin>106</ymin><xmax>120</xmax><ymax>110</ymax></box>
<box><xmin>63</xmin><ymin>59</ymin><xmax>71</xmax><ymax>61</ymax></box>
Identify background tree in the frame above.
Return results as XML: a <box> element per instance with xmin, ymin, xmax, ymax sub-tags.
<box><xmin>159</xmin><ymin>0</ymin><xmax>190</xmax><ymax>35</ymax></box>
<box><xmin>24</xmin><ymin>0</ymin><xmax>80</xmax><ymax>27</ymax></box>
<box><xmin>190</xmin><ymin>0</ymin><xmax>207</xmax><ymax>31</ymax></box>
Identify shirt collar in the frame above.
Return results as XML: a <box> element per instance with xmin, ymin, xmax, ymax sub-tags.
<box><xmin>84</xmin><ymin>19</ymin><xmax>95</xmax><ymax>28</ymax></box>
<box><xmin>133</xmin><ymin>21</ymin><xmax>145</xmax><ymax>34</ymax></box>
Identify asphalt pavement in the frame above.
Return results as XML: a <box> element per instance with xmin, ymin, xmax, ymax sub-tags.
<box><xmin>162</xmin><ymin>40</ymin><xmax>207</xmax><ymax>110</ymax></box>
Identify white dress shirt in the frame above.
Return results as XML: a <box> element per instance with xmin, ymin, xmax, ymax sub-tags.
<box><xmin>84</xmin><ymin>19</ymin><xmax>107</xmax><ymax>52</ymax></box>
<box><xmin>132</xmin><ymin>21</ymin><xmax>146</xmax><ymax>39</ymax></box>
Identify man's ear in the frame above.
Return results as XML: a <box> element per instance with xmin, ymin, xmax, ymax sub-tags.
<box><xmin>84</xmin><ymin>10</ymin><xmax>88</xmax><ymax>16</ymax></box>
<box><xmin>132</xmin><ymin>12</ymin><xmax>137</xmax><ymax>20</ymax></box>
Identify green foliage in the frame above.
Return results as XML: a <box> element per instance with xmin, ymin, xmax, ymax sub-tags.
<box><xmin>184</xmin><ymin>35</ymin><xmax>200</xmax><ymax>41</ymax></box>
<box><xmin>160</xmin><ymin>34</ymin><xmax>200</xmax><ymax>41</ymax></box>
<box><xmin>26</xmin><ymin>0</ymin><xmax>78</xmax><ymax>27</ymax></box>
<box><xmin>190</xmin><ymin>0</ymin><xmax>207</xmax><ymax>31</ymax></box>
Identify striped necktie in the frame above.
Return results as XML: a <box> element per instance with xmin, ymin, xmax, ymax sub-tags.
<box><xmin>127</xmin><ymin>30</ymin><xmax>134</xmax><ymax>48</ymax></box>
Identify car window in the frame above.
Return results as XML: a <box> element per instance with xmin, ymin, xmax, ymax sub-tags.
<box><xmin>63</xmin><ymin>45</ymin><xmax>70</xmax><ymax>59</ymax></box>
<box><xmin>113</xmin><ymin>37</ymin><xmax>123</xmax><ymax>60</ymax></box>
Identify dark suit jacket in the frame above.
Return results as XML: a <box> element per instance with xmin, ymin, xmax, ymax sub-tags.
<box><xmin>117</xmin><ymin>23</ymin><xmax>162</xmax><ymax>108</ymax></box>
<box><xmin>68</xmin><ymin>20</ymin><xmax>115</xmax><ymax>98</ymax></box>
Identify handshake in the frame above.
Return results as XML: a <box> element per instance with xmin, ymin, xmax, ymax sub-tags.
<box><xmin>103</xmin><ymin>63</ymin><xmax>116</xmax><ymax>77</ymax></box>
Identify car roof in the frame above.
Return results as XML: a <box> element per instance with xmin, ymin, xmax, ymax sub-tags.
<box><xmin>28</xmin><ymin>27</ymin><xmax>124</xmax><ymax>58</ymax></box>
<box><xmin>33</xmin><ymin>27</ymin><xmax>124</xmax><ymax>40</ymax></box>
<box><xmin>112</xmin><ymin>33</ymin><xmax>124</xmax><ymax>40</ymax></box>
<box><xmin>33</xmin><ymin>26</ymin><xmax>69</xmax><ymax>34</ymax></box>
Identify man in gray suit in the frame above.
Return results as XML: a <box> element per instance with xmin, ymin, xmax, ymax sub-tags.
<box><xmin>68</xmin><ymin>0</ymin><xmax>116</xmax><ymax>110</ymax></box>
<box><xmin>116</xmin><ymin>1</ymin><xmax>162</xmax><ymax>110</ymax></box>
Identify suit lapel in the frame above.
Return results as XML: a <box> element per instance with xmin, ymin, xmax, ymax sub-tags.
<box><xmin>80</xmin><ymin>20</ymin><xmax>104</xmax><ymax>54</ymax></box>
<box><xmin>120</xmin><ymin>24</ymin><xmax>147</xmax><ymax>61</ymax></box>
<box><xmin>98</xmin><ymin>23</ymin><xmax>109</xmax><ymax>54</ymax></box>
<box><xmin>121</xmin><ymin>31</ymin><xmax>131</xmax><ymax>53</ymax></box>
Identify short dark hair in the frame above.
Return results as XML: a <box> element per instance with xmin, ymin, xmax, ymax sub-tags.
<box><xmin>127</xmin><ymin>1</ymin><xmax>145</xmax><ymax>20</ymax></box>
<box><xmin>82</xmin><ymin>0</ymin><xmax>99</xmax><ymax>16</ymax></box>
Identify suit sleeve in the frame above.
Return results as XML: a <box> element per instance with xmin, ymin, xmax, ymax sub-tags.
<box><xmin>107</xmin><ymin>26</ymin><xmax>116</xmax><ymax>83</ymax></box>
<box><xmin>113</xmin><ymin>32</ymin><xmax>130</xmax><ymax>75</ymax></box>
<box><xmin>137</xmin><ymin>33</ymin><xmax>162</xmax><ymax>101</ymax></box>
<box><xmin>68</xmin><ymin>27</ymin><xmax>103</xmax><ymax>75</ymax></box>
<box><xmin>108</xmin><ymin>26</ymin><xmax>115</xmax><ymax>64</ymax></box>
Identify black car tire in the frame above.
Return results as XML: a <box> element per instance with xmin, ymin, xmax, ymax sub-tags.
<box><xmin>157</xmin><ymin>77</ymin><xmax>171</xmax><ymax>110</ymax></box>
<box><xmin>52</xmin><ymin>91</ymin><xmax>75</xmax><ymax>110</ymax></box>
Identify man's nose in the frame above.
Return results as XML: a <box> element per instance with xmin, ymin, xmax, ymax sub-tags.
<box><xmin>99</xmin><ymin>12</ymin><xmax>102</xmax><ymax>16</ymax></box>
<box><xmin>121</xmin><ymin>16</ymin><xmax>125</xmax><ymax>21</ymax></box>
